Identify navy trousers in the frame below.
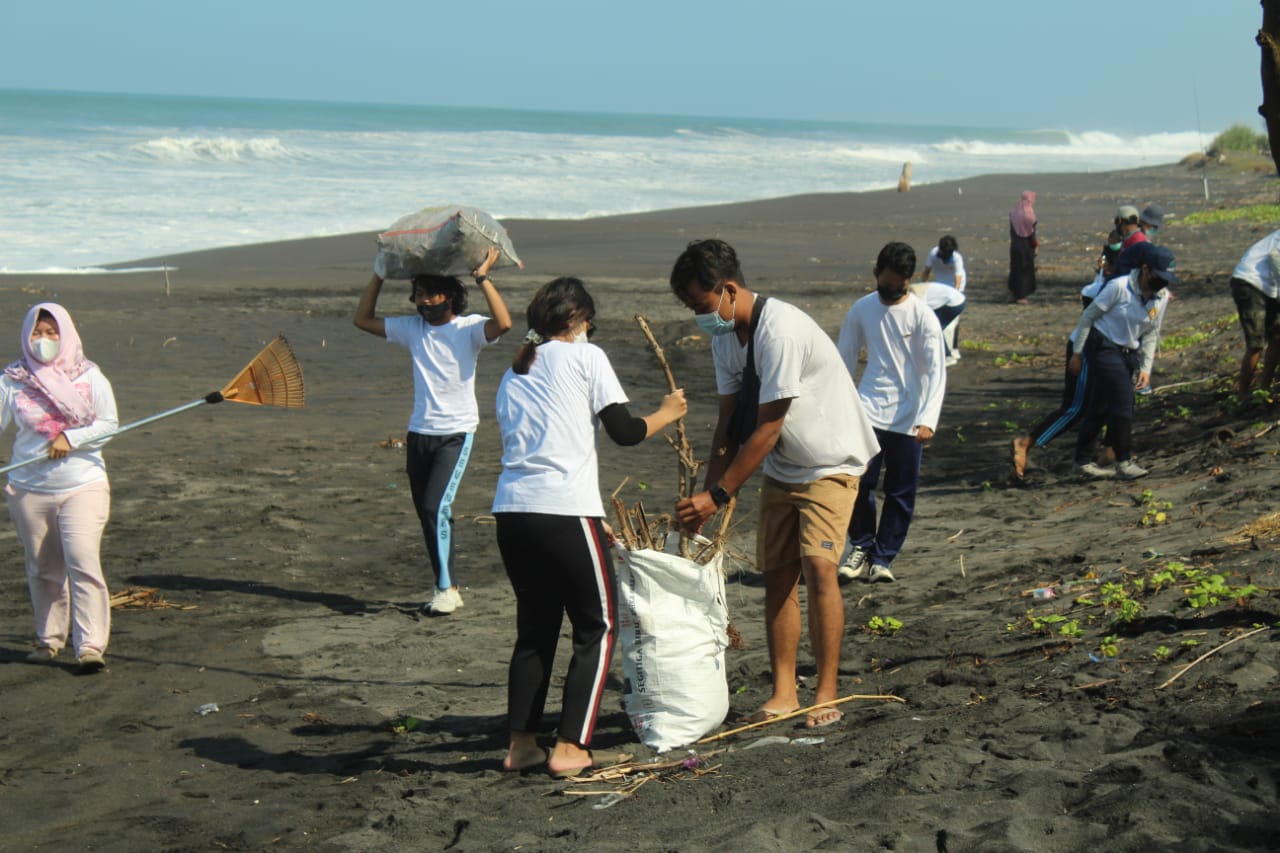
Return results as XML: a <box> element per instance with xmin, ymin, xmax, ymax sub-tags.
<box><xmin>1074</xmin><ymin>332</ymin><xmax>1137</xmax><ymax>464</ymax></box>
<box><xmin>847</xmin><ymin>428</ymin><xmax>922</xmax><ymax>568</ymax></box>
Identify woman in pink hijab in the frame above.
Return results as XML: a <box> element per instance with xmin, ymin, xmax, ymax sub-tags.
<box><xmin>1</xmin><ymin>303</ymin><xmax>118</xmax><ymax>672</ymax></box>
<box><xmin>1008</xmin><ymin>191</ymin><xmax>1038</xmax><ymax>304</ymax></box>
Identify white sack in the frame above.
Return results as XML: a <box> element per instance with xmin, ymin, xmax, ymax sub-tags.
<box><xmin>616</xmin><ymin>536</ymin><xmax>729</xmax><ymax>752</ymax></box>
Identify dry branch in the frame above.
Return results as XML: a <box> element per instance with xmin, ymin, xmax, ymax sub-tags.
<box><xmin>1156</xmin><ymin>625</ymin><xmax>1269</xmax><ymax>690</ymax></box>
<box><xmin>696</xmin><ymin>693</ymin><xmax>907</xmax><ymax>743</ymax></box>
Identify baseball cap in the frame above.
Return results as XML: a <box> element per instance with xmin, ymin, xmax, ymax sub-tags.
<box><xmin>1140</xmin><ymin>204</ymin><xmax>1165</xmax><ymax>228</ymax></box>
<box><xmin>1129</xmin><ymin>242</ymin><xmax>1178</xmax><ymax>284</ymax></box>
<box><xmin>1115</xmin><ymin>204</ymin><xmax>1141</xmax><ymax>223</ymax></box>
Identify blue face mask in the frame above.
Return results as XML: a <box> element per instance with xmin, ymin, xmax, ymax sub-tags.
<box><xmin>694</xmin><ymin>289</ymin><xmax>736</xmax><ymax>336</ymax></box>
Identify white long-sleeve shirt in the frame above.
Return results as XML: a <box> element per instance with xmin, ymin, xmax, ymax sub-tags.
<box><xmin>837</xmin><ymin>292</ymin><xmax>947</xmax><ymax>435</ymax></box>
<box><xmin>0</xmin><ymin>367</ymin><xmax>118</xmax><ymax>493</ymax></box>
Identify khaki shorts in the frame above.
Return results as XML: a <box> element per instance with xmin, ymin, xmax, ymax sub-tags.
<box><xmin>757</xmin><ymin>474</ymin><xmax>859</xmax><ymax>572</ymax></box>
<box><xmin>1231</xmin><ymin>277</ymin><xmax>1280</xmax><ymax>351</ymax></box>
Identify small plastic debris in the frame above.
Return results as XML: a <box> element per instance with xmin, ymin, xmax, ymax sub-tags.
<box><xmin>1142</xmin><ymin>549</ymin><xmax>1162</xmax><ymax>559</ymax></box>
<box><xmin>592</xmin><ymin>793</ymin><xmax>628</xmax><ymax>811</ymax></box>
<box><xmin>741</xmin><ymin>735</ymin><xmax>791</xmax><ymax>750</ymax></box>
<box><xmin>791</xmin><ymin>737</ymin><xmax>825</xmax><ymax>746</ymax></box>
<box><xmin>1031</xmin><ymin>587</ymin><xmax>1056</xmax><ymax>600</ymax></box>
<box><xmin>195</xmin><ymin>703</ymin><xmax>220</xmax><ymax>716</ymax></box>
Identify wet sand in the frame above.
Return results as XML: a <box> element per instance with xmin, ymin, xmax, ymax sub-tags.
<box><xmin>1</xmin><ymin>162</ymin><xmax>1279</xmax><ymax>851</ymax></box>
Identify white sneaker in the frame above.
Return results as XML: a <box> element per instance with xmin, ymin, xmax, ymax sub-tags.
<box><xmin>869</xmin><ymin>564</ymin><xmax>896</xmax><ymax>583</ymax></box>
<box><xmin>26</xmin><ymin>646</ymin><xmax>58</xmax><ymax>663</ymax></box>
<box><xmin>944</xmin><ymin>353</ymin><xmax>960</xmax><ymax>368</ymax></box>
<box><xmin>837</xmin><ymin>547</ymin><xmax>871</xmax><ymax>583</ymax></box>
<box><xmin>1074</xmin><ymin>462</ymin><xmax>1116</xmax><ymax>479</ymax></box>
<box><xmin>1116</xmin><ymin>459</ymin><xmax>1149</xmax><ymax>480</ymax></box>
<box><xmin>424</xmin><ymin>586</ymin><xmax>464</xmax><ymax>615</ymax></box>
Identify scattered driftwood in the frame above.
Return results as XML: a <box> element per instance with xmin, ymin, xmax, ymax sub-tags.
<box><xmin>1156</xmin><ymin>625</ymin><xmax>1270</xmax><ymax>690</ymax></box>
<box><xmin>109</xmin><ymin>586</ymin><xmax>196</xmax><ymax>611</ymax></box>
<box><xmin>556</xmin><ymin>751</ymin><xmax>727</xmax><ymax>807</ymax></box>
<box><xmin>696</xmin><ymin>693</ymin><xmax>907</xmax><ymax>743</ymax></box>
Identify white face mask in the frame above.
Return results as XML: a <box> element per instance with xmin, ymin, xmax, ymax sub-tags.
<box><xmin>30</xmin><ymin>337</ymin><xmax>59</xmax><ymax>363</ymax></box>
<box><xmin>573</xmin><ymin>328</ymin><xmax>590</xmax><ymax>344</ymax></box>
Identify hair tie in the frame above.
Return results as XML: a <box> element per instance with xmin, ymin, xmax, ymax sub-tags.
<box><xmin>523</xmin><ymin>329</ymin><xmax>545</xmax><ymax>345</ymax></box>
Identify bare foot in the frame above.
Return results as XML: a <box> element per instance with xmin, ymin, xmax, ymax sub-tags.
<box><xmin>502</xmin><ymin>745</ymin><xmax>548</xmax><ymax>773</ymax></box>
<box><xmin>805</xmin><ymin>707</ymin><xmax>843</xmax><ymax>728</ymax></box>
<box><xmin>1011</xmin><ymin>435</ymin><xmax>1031</xmax><ymax>478</ymax></box>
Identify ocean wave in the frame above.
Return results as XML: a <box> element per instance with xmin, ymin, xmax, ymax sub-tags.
<box><xmin>130</xmin><ymin>136</ymin><xmax>302</xmax><ymax>163</ymax></box>
<box><xmin>932</xmin><ymin>130</ymin><xmax>1204</xmax><ymax>159</ymax></box>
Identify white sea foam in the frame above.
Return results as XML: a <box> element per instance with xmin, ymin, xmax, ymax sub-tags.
<box><xmin>131</xmin><ymin>136</ymin><xmax>300</xmax><ymax>162</ymax></box>
<box><xmin>0</xmin><ymin>91</ymin><xmax>1213</xmax><ymax>270</ymax></box>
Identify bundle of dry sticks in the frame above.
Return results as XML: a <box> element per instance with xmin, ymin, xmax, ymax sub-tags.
<box><xmin>617</xmin><ymin>315</ymin><xmax>735</xmax><ymax>564</ymax></box>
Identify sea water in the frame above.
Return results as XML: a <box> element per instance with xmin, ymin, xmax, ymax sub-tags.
<box><xmin>0</xmin><ymin>88</ymin><xmax>1206</xmax><ymax>272</ymax></box>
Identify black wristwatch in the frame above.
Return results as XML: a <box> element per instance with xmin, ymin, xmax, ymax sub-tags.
<box><xmin>709</xmin><ymin>485</ymin><xmax>731</xmax><ymax>507</ymax></box>
<box><xmin>473</xmin><ymin>274</ymin><xmax>491</xmax><ymax>285</ymax></box>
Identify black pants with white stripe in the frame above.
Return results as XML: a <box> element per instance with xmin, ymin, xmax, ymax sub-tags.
<box><xmin>496</xmin><ymin>513</ymin><xmax>615</xmax><ymax>747</ymax></box>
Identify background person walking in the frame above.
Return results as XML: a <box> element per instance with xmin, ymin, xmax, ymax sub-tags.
<box><xmin>1008</xmin><ymin>191</ymin><xmax>1038</xmax><ymax>304</ymax></box>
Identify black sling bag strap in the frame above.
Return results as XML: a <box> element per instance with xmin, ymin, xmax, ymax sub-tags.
<box><xmin>725</xmin><ymin>294</ymin><xmax>768</xmax><ymax>446</ymax></box>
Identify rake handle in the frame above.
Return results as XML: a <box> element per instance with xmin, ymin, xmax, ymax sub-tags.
<box><xmin>0</xmin><ymin>392</ymin><xmax>223</xmax><ymax>476</ymax></box>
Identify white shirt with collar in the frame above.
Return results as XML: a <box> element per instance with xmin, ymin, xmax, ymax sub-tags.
<box><xmin>1070</xmin><ymin>272</ymin><xmax>1169</xmax><ymax>374</ymax></box>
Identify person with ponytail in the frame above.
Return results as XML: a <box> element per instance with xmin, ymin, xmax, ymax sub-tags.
<box><xmin>494</xmin><ymin>277</ymin><xmax>686</xmax><ymax>778</ymax></box>
<box><xmin>2</xmin><ymin>303</ymin><xmax>118</xmax><ymax>672</ymax></box>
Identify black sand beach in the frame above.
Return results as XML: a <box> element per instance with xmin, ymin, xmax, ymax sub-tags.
<box><xmin>2</xmin><ymin>162</ymin><xmax>1279</xmax><ymax>852</ymax></box>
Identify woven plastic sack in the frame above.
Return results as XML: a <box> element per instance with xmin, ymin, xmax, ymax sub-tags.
<box><xmin>376</xmin><ymin>206</ymin><xmax>523</xmax><ymax>279</ymax></box>
<box><xmin>616</xmin><ymin>536</ymin><xmax>729</xmax><ymax>752</ymax></box>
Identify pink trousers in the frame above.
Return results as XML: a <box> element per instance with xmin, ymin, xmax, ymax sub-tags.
<box><xmin>7</xmin><ymin>481</ymin><xmax>111</xmax><ymax>657</ymax></box>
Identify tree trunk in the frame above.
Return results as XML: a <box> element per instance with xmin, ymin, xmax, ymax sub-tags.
<box><xmin>1258</xmin><ymin>0</ymin><xmax>1280</xmax><ymax>174</ymax></box>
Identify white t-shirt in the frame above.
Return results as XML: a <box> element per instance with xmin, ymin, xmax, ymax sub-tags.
<box><xmin>1232</xmin><ymin>229</ymin><xmax>1280</xmax><ymax>298</ymax></box>
<box><xmin>910</xmin><ymin>282</ymin><xmax>966</xmax><ymax>311</ymax></box>
<box><xmin>924</xmin><ymin>247</ymin><xmax>966</xmax><ymax>291</ymax></box>
<box><xmin>492</xmin><ymin>341</ymin><xmax>629</xmax><ymax>517</ymax></box>
<box><xmin>384</xmin><ymin>313</ymin><xmax>493</xmax><ymax>435</ymax></box>
<box><xmin>837</xmin><ymin>293</ymin><xmax>947</xmax><ymax>435</ymax></box>
<box><xmin>0</xmin><ymin>367</ymin><xmax>118</xmax><ymax>494</ymax></box>
<box><xmin>712</xmin><ymin>298</ymin><xmax>879</xmax><ymax>484</ymax></box>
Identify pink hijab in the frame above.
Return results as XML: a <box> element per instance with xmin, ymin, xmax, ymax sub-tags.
<box><xmin>1010</xmin><ymin>191</ymin><xmax>1037</xmax><ymax>238</ymax></box>
<box><xmin>4</xmin><ymin>303</ymin><xmax>97</xmax><ymax>430</ymax></box>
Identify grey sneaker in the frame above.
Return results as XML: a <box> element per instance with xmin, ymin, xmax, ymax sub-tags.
<box><xmin>869</xmin><ymin>564</ymin><xmax>896</xmax><ymax>583</ymax></box>
<box><xmin>77</xmin><ymin>652</ymin><xmax>105</xmax><ymax>673</ymax></box>
<box><xmin>838</xmin><ymin>547</ymin><xmax>871</xmax><ymax>582</ymax></box>
<box><xmin>26</xmin><ymin>646</ymin><xmax>58</xmax><ymax>663</ymax></box>
<box><xmin>1115</xmin><ymin>459</ymin><xmax>1149</xmax><ymax>480</ymax></box>
<box><xmin>1075</xmin><ymin>461</ymin><xmax>1116</xmax><ymax>479</ymax></box>
<box><xmin>424</xmin><ymin>586</ymin><xmax>464</xmax><ymax>615</ymax></box>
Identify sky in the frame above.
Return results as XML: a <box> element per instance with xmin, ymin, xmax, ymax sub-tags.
<box><xmin>0</xmin><ymin>0</ymin><xmax>1264</xmax><ymax>133</ymax></box>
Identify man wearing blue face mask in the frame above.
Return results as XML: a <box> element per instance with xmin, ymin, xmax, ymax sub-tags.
<box><xmin>670</xmin><ymin>239</ymin><xmax>879</xmax><ymax>728</ymax></box>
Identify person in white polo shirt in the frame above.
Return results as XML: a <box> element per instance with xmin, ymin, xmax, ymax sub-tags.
<box><xmin>1070</xmin><ymin>242</ymin><xmax>1176</xmax><ymax>480</ymax></box>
